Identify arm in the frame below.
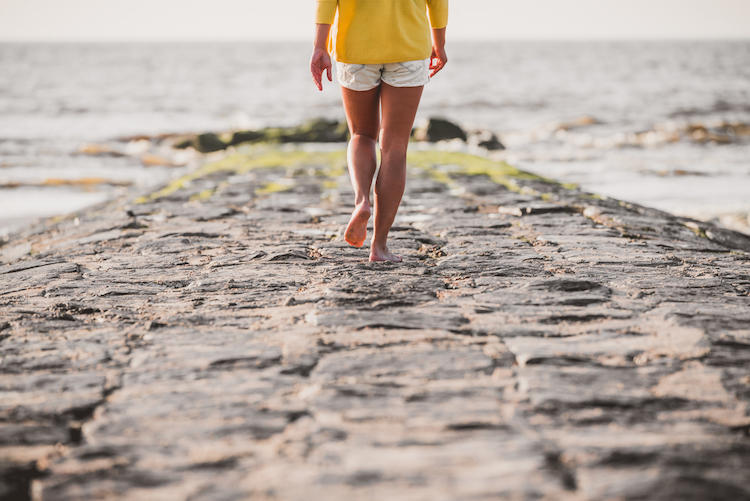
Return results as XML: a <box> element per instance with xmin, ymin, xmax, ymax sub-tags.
<box><xmin>429</xmin><ymin>27</ymin><xmax>447</xmax><ymax>78</ymax></box>
<box><xmin>426</xmin><ymin>0</ymin><xmax>448</xmax><ymax>77</ymax></box>
<box><xmin>310</xmin><ymin>23</ymin><xmax>332</xmax><ymax>91</ymax></box>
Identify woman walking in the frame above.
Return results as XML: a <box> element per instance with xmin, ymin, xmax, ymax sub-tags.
<box><xmin>310</xmin><ymin>0</ymin><xmax>448</xmax><ymax>262</ymax></box>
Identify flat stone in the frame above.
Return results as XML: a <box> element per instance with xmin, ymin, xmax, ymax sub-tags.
<box><xmin>1</xmin><ymin>146</ymin><xmax>749</xmax><ymax>500</ymax></box>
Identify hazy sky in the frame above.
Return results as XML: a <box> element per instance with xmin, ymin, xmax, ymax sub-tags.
<box><xmin>1</xmin><ymin>0</ymin><xmax>749</xmax><ymax>41</ymax></box>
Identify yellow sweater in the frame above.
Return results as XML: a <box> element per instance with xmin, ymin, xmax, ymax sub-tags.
<box><xmin>315</xmin><ymin>0</ymin><xmax>448</xmax><ymax>64</ymax></box>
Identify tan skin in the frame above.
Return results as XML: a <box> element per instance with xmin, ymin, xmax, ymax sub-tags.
<box><xmin>311</xmin><ymin>23</ymin><xmax>447</xmax><ymax>262</ymax></box>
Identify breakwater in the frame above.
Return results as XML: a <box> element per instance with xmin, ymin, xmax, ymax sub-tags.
<box><xmin>1</xmin><ymin>144</ymin><xmax>749</xmax><ymax>499</ymax></box>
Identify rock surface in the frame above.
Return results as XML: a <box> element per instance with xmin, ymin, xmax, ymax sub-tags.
<box><xmin>1</xmin><ymin>145</ymin><xmax>749</xmax><ymax>500</ymax></box>
<box><xmin>171</xmin><ymin>119</ymin><xmax>350</xmax><ymax>152</ymax></box>
<box><xmin>412</xmin><ymin>117</ymin><xmax>468</xmax><ymax>142</ymax></box>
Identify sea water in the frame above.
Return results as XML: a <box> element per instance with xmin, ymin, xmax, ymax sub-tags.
<box><xmin>1</xmin><ymin>41</ymin><xmax>749</xmax><ymax>238</ymax></box>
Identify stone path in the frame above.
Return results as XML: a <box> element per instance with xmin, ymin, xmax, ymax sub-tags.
<box><xmin>1</xmin><ymin>145</ymin><xmax>750</xmax><ymax>500</ymax></box>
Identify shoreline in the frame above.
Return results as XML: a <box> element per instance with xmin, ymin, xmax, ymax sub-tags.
<box><xmin>5</xmin><ymin>139</ymin><xmax>750</xmax><ymax>261</ymax></box>
<box><xmin>3</xmin><ymin>115</ymin><xmax>749</xmax><ymax>244</ymax></box>
<box><xmin>0</xmin><ymin>116</ymin><xmax>750</xmax><ymax>242</ymax></box>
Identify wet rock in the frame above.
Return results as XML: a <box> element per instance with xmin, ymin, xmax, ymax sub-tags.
<box><xmin>412</xmin><ymin>117</ymin><xmax>467</xmax><ymax>142</ymax></box>
<box><xmin>169</xmin><ymin>133</ymin><xmax>227</xmax><ymax>152</ymax></box>
<box><xmin>194</xmin><ymin>133</ymin><xmax>226</xmax><ymax>153</ymax></box>
<box><xmin>263</xmin><ymin>118</ymin><xmax>349</xmax><ymax>144</ymax></box>
<box><xmin>178</xmin><ymin>119</ymin><xmax>350</xmax><ymax>151</ymax></box>
<box><xmin>468</xmin><ymin>129</ymin><xmax>505</xmax><ymax>150</ymax></box>
<box><xmin>171</xmin><ymin>135</ymin><xmax>195</xmax><ymax>149</ymax></box>
<box><xmin>292</xmin><ymin>118</ymin><xmax>349</xmax><ymax>143</ymax></box>
<box><xmin>228</xmin><ymin>129</ymin><xmax>265</xmax><ymax>146</ymax></box>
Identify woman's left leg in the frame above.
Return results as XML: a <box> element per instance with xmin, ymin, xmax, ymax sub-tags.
<box><xmin>370</xmin><ymin>83</ymin><xmax>424</xmax><ymax>262</ymax></box>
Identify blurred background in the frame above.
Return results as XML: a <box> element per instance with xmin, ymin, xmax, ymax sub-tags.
<box><xmin>1</xmin><ymin>0</ymin><xmax>749</xmax><ymax>239</ymax></box>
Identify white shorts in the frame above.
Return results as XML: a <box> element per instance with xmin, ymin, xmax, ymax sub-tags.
<box><xmin>336</xmin><ymin>59</ymin><xmax>430</xmax><ymax>91</ymax></box>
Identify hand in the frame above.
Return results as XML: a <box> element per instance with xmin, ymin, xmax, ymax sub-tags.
<box><xmin>429</xmin><ymin>46</ymin><xmax>447</xmax><ymax>78</ymax></box>
<box><xmin>310</xmin><ymin>48</ymin><xmax>332</xmax><ymax>91</ymax></box>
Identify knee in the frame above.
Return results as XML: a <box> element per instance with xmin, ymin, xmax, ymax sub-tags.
<box><xmin>380</xmin><ymin>144</ymin><xmax>408</xmax><ymax>161</ymax></box>
<box><xmin>350</xmin><ymin>131</ymin><xmax>378</xmax><ymax>143</ymax></box>
<box><xmin>378</xmin><ymin>131</ymin><xmax>409</xmax><ymax>157</ymax></box>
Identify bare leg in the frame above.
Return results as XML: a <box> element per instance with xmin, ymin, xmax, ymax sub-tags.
<box><xmin>341</xmin><ymin>86</ymin><xmax>380</xmax><ymax>247</ymax></box>
<box><xmin>370</xmin><ymin>83</ymin><xmax>424</xmax><ymax>262</ymax></box>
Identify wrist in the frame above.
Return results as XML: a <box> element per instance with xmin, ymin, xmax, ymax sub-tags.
<box><xmin>313</xmin><ymin>23</ymin><xmax>331</xmax><ymax>52</ymax></box>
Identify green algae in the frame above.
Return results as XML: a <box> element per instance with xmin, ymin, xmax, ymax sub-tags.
<box><xmin>135</xmin><ymin>147</ymin><xmax>557</xmax><ymax>204</ymax></box>
<box><xmin>406</xmin><ymin>150</ymin><xmax>547</xmax><ymax>181</ymax></box>
<box><xmin>207</xmin><ymin>148</ymin><xmax>347</xmax><ymax>177</ymax></box>
<box><xmin>577</xmin><ymin>193</ymin><xmax>604</xmax><ymax>200</ymax></box>
<box><xmin>134</xmin><ymin>147</ymin><xmax>348</xmax><ymax>203</ymax></box>
<box><xmin>190</xmin><ymin>188</ymin><xmax>217</xmax><ymax>202</ymax></box>
<box><xmin>406</xmin><ymin>150</ymin><xmax>553</xmax><ymax>193</ymax></box>
<box><xmin>256</xmin><ymin>181</ymin><xmax>294</xmax><ymax>196</ymax></box>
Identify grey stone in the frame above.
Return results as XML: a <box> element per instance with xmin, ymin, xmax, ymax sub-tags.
<box><xmin>1</xmin><ymin>145</ymin><xmax>749</xmax><ymax>500</ymax></box>
<box><xmin>412</xmin><ymin>117</ymin><xmax>468</xmax><ymax>142</ymax></box>
<box><xmin>194</xmin><ymin>133</ymin><xmax>226</xmax><ymax>153</ymax></box>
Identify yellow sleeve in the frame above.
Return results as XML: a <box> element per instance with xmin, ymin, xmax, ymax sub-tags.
<box><xmin>315</xmin><ymin>0</ymin><xmax>337</xmax><ymax>24</ymax></box>
<box><xmin>426</xmin><ymin>0</ymin><xmax>448</xmax><ymax>29</ymax></box>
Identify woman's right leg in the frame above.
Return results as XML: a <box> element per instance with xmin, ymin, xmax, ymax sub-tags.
<box><xmin>341</xmin><ymin>86</ymin><xmax>380</xmax><ymax>248</ymax></box>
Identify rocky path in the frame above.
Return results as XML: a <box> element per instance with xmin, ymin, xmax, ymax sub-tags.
<box><xmin>1</xmin><ymin>145</ymin><xmax>750</xmax><ymax>501</ymax></box>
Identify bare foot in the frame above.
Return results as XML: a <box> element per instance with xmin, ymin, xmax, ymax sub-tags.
<box><xmin>369</xmin><ymin>245</ymin><xmax>402</xmax><ymax>262</ymax></box>
<box><xmin>344</xmin><ymin>204</ymin><xmax>371</xmax><ymax>248</ymax></box>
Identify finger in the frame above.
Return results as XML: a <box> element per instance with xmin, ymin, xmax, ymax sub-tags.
<box><xmin>327</xmin><ymin>65</ymin><xmax>332</xmax><ymax>82</ymax></box>
<box><xmin>430</xmin><ymin>61</ymin><xmax>444</xmax><ymax>77</ymax></box>
<box><xmin>312</xmin><ymin>70</ymin><xmax>322</xmax><ymax>90</ymax></box>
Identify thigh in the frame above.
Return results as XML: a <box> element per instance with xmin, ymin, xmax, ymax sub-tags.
<box><xmin>341</xmin><ymin>86</ymin><xmax>381</xmax><ymax>140</ymax></box>
<box><xmin>379</xmin><ymin>83</ymin><xmax>424</xmax><ymax>150</ymax></box>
